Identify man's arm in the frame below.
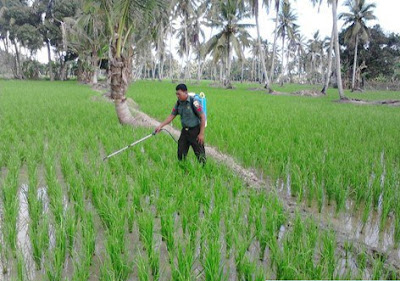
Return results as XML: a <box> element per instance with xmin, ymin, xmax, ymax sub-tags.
<box><xmin>197</xmin><ymin>113</ymin><xmax>206</xmax><ymax>145</ymax></box>
<box><xmin>155</xmin><ymin>114</ymin><xmax>176</xmax><ymax>133</ymax></box>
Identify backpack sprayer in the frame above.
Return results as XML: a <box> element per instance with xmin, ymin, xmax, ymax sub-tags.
<box><xmin>103</xmin><ymin>92</ymin><xmax>207</xmax><ymax>161</ymax></box>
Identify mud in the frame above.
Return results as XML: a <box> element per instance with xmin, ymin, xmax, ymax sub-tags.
<box><xmin>337</xmin><ymin>98</ymin><xmax>400</xmax><ymax>106</ymax></box>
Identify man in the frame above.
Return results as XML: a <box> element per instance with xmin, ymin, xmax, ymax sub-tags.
<box><xmin>155</xmin><ymin>84</ymin><xmax>206</xmax><ymax>164</ymax></box>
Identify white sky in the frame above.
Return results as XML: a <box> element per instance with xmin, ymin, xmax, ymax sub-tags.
<box><xmin>34</xmin><ymin>0</ymin><xmax>400</xmax><ymax>63</ymax></box>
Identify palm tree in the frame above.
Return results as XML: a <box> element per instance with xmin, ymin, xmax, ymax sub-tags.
<box><xmin>174</xmin><ymin>0</ymin><xmax>197</xmax><ymax>81</ymax></box>
<box><xmin>269</xmin><ymin>0</ymin><xmax>280</xmax><ymax>82</ymax></box>
<box><xmin>247</xmin><ymin>0</ymin><xmax>272</xmax><ymax>91</ymax></box>
<box><xmin>307</xmin><ymin>31</ymin><xmax>323</xmax><ymax>84</ymax></box>
<box><xmin>96</xmin><ymin>0</ymin><xmax>166</xmax><ymax>124</ymax></box>
<box><xmin>321</xmin><ymin>27</ymin><xmax>334</xmax><ymax>94</ymax></box>
<box><xmin>66</xmin><ymin>1</ymin><xmax>107</xmax><ymax>85</ymax></box>
<box><xmin>339</xmin><ymin>0</ymin><xmax>376</xmax><ymax>91</ymax></box>
<box><xmin>311</xmin><ymin>0</ymin><xmax>346</xmax><ymax>99</ymax></box>
<box><xmin>204</xmin><ymin>0</ymin><xmax>252</xmax><ymax>88</ymax></box>
<box><xmin>276</xmin><ymin>1</ymin><xmax>298</xmax><ymax>86</ymax></box>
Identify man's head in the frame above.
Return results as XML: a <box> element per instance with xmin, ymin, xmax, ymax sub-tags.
<box><xmin>176</xmin><ymin>84</ymin><xmax>188</xmax><ymax>101</ymax></box>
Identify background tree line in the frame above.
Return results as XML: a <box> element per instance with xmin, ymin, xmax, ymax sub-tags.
<box><xmin>0</xmin><ymin>0</ymin><xmax>399</xmax><ymax>93</ymax></box>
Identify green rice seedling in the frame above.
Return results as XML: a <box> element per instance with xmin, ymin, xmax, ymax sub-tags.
<box><xmin>105</xmin><ymin>229</ymin><xmax>132</xmax><ymax>280</ymax></box>
<box><xmin>137</xmin><ymin>210</ymin><xmax>154</xmax><ymax>259</ymax></box>
<box><xmin>160</xmin><ymin>204</ymin><xmax>175</xmax><ymax>256</ymax></box>
<box><xmin>136</xmin><ymin>253</ymin><xmax>150</xmax><ymax>281</ymax></box>
<box><xmin>234</xmin><ymin>232</ymin><xmax>253</xmax><ymax>278</ymax></box>
<box><xmin>46</xmin><ymin>222</ymin><xmax>68</xmax><ymax>281</ymax></box>
<box><xmin>2</xmin><ymin>158</ymin><xmax>20</xmax><ymax>257</ymax></box>
<box><xmin>202</xmin><ymin>237</ymin><xmax>225</xmax><ymax>281</ymax></box>
<box><xmin>30</xmin><ymin>214</ymin><xmax>50</xmax><ymax>270</ymax></box>
<box><xmin>372</xmin><ymin>256</ymin><xmax>385</xmax><ymax>280</ymax></box>
<box><xmin>356</xmin><ymin>249</ymin><xmax>368</xmax><ymax>279</ymax></box>
<box><xmin>16</xmin><ymin>250</ymin><xmax>25</xmax><ymax>281</ymax></box>
<box><xmin>171</xmin><ymin>237</ymin><xmax>195</xmax><ymax>281</ymax></box>
<box><xmin>320</xmin><ymin>230</ymin><xmax>337</xmax><ymax>279</ymax></box>
<box><xmin>149</xmin><ymin>249</ymin><xmax>160</xmax><ymax>281</ymax></box>
<box><xmin>66</xmin><ymin>206</ymin><xmax>77</xmax><ymax>257</ymax></box>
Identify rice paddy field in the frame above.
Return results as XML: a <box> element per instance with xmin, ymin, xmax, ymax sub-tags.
<box><xmin>0</xmin><ymin>79</ymin><xmax>399</xmax><ymax>280</ymax></box>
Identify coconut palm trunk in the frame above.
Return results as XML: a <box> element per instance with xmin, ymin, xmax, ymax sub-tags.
<box><xmin>46</xmin><ymin>39</ymin><xmax>54</xmax><ymax>81</ymax></box>
<box><xmin>255</xmin><ymin>14</ymin><xmax>271</xmax><ymax>91</ymax></box>
<box><xmin>279</xmin><ymin>35</ymin><xmax>285</xmax><ymax>86</ymax></box>
<box><xmin>332</xmin><ymin>0</ymin><xmax>346</xmax><ymax>99</ymax></box>
<box><xmin>12</xmin><ymin>39</ymin><xmax>22</xmax><ymax>79</ymax></box>
<box><xmin>321</xmin><ymin>26</ymin><xmax>334</xmax><ymax>94</ymax></box>
<box><xmin>351</xmin><ymin>34</ymin><xmax>359</xmax><ymax>91</ymax></box>
<box><xmin>184</xmin><ymin>15</ymin><xmax>190</xmax><ymax>82</ymax></box>
<box><xmin>109</xmin><ymin>33</ymin><xmax>135</xmax><ymax>124</ymax></box>
<box><xmin>270</xmin><ymin>12</ymin><xmax>279</xmax><ymax>82</ymax></box>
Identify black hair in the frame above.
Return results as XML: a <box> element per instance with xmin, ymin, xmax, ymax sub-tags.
<box><xmin>176</xmin><ymin>84</ymin><xmax>188</xmax><ymax>92</ymax></box>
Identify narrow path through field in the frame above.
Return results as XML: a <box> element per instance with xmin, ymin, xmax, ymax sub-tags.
<box><xmin>97</xmin><ymin>91</ymin><xmax>400</xmax><ymax>272</ymax></box>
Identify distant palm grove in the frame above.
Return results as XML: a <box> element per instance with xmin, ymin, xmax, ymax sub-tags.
<box><xmin>0</xmin><ymin>0</ymin><xmax>399</xmax><ymax>94</ymax></box>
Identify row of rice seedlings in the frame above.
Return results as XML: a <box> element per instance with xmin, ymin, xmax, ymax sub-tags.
<box><xmin>137</xmin><ymin>209</ymin><xmax>160</xmax><ymax>279</ymax></box>
<box><xmin>27</xmin><ymin>159</ymin><xmax>49</xmax><ymax>270</ymax></box>
<box><xmin>71</xmin><ymin>211</ymin><xmax>96</xmax><ymax>281</ymax></box>
<box><xmin>1</xmin><ymin>154</ymin><xmax>21</xmax><ymax>258</ymax></box>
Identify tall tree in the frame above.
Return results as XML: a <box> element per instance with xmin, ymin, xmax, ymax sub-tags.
<box><xmin>248</xmin><ymin>0</ymin><xmax>272</xmax><ymax>91</ymax></box>
<box><xmin>174</xmin><ymin>0</ymin><xmax>197</xmax><ymax>81</ymax></box>
<box><xmin>332</xmin><ymin>0</ymin><xmax>346</xmax><ymax>99</ymax></box>
<box><xmin>204</xmin><ymin>0</ymin><xmax>252</xmax><ymax>88</ymax></box>
<box><xmin>339</xmin><ymin>0</ymin><xmax>376</xmax><ymax>91</ymax></box>
<box><xmin>311</xmin><ymin>0</ymin><xmax>346</xmax><ymax>99</ymax></box>
<box><xmin>276</xmin><ymin>0</ymin><xmax>298</xmax><ymax>86</ymax></box>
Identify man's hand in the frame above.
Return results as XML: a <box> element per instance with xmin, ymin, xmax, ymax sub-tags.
<box><xmin>197</xmin><ymin>133</ymin><xmax>204</xmax><ymax>145</ymax></box>
<box><xmin>155</xmin><ymin>125</ymin><xmax>162</xmax><ymax>134</ymax></box>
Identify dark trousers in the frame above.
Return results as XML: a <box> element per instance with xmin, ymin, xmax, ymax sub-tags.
<box><xmin>178</xmin><ymin>125</ymin><xmax>206</xmax><ymax>164</ymax></box>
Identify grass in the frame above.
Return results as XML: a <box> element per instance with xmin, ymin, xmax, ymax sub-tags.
<box><xmin>0</xmin><ymin>79</ymin><xmax>398</xmax><ymax>280</ymax></box>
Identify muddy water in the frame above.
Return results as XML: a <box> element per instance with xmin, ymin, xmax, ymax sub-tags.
<box><xmin>275</xmin><ymin>174</ymin><xmax>400</xmax><ymax>269</ymax></box>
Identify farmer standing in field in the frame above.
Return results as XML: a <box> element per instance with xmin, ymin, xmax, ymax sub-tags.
<box><xmin>155</xmin><ymin>84</ymin><xmax>206</xmax><ymax>164</ymax></box>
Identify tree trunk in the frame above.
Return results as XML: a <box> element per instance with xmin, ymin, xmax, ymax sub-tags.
<box><xmin>169</xmin><ymin>22</ymin><xmax>173</xmax><ymax>81</ymax></box>
<box><xmin>219</xmin><ymin>61</ymin><xmax>223</xmax><ymax>83</ymax></box>
<box><xmin>12</xmin><ymin>39</ymin><xmax>22</xmax><ymax>79</ymax></box>
<box><xmin>256</xmin><ymin>14</ymin><xmax>272</xmax><ymax>91</ymax></box>
<box><xmin>60</xmin><ymin>58</ymin><xmax>67</xmax><ymax>81</ymax></box>
<box><xmin>92</xmin><ymin>48</ymin><xmax>99</xmax><ymax>84</ymax></box>
<box><xmin>184</xmin><ymin>15</ymin><xmax>190</xmax><ymax>82</ymax></box>
<box><xmin>332</xmin><ymin>0</ymin><xmax>346</xmax><ymax>100</ymax></box>
<box><xmin>46</xmin><ymin>39</ymin><xmax>54</xmax><ymax>81</ymax></box>
<box><xmin>321</xmin><ymin>26</ymin><xmax>334</xmax><ymax>94</ymax></box>
<box><xmin>351</xmin><ymin>34</ymin><xmax>359</xmax><ymax>91</ymax></box>
<box><xmin>270</xmin><ymin>12</ymin><xmax>280</xmax><ymax>82</ymax></box>
<box><xmin>109</xmin><ymin>36</ymin><xmax>136</xmax><ymax>124</ymax></box>
<box><xmin>197</xmin><ymin>56</ymin><xmax>201</xmax><ymax>83</ymax></box>
<box><xmin>279</xmin><ymin>35</ymin><xmax>285</xmax><ymax>86</ymax></box>
<box><xmin>241</xmin><ymin>59</ymin><xmax>244</xmax><ymax>83</ymax></box>
<box><xmin>226</xmin><ymin>33</ymin><xmax>232</xmax><ymax>88</ymax></box>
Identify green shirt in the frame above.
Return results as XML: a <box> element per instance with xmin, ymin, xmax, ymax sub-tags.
<box><xmin>171</xmin><ymin>96</ymin><xmax>203</xmax><ymax>128</ymax></box>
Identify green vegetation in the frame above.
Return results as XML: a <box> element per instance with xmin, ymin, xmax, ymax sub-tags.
<box><xmin>0</xmin><ymin>80</ymin><xmax>398</xmax><ymax>280</ymax></box>
<box><xmin>131</xmin><ymin>80</ymin><xmax>400</xmax><ymax>237</ymax></box>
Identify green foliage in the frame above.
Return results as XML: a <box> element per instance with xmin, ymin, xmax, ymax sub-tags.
<box><xmin>0</xmin><ymin>80</ymin><xmax>398</xmax><ymax>279</ymax></box>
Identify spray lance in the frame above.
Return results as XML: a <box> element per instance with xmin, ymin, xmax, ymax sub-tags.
<box><xmin>102</xmin><ymin>129</ymin><xmax>177</xmax><ymax>161</ymax></box>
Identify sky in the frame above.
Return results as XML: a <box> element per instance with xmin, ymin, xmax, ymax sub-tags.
<box><xmin>34</xmin><ymin>0</ymin><xmax>400</xmax><ymax>63</ymax></box>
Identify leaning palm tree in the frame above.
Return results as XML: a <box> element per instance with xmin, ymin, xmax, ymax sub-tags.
<box><xmin>276</xmin><ymin>0</ymin><xmax>298</xmax><ymax>86</ymax></box>
<box><xmin>97</xmin><ymin>0</ymin><xmax>166</xmax><ymax>124</ymax></box>
<box><xmin>339</xmin><ymin>0</ymin><xmax>376</xmax><ymax>91</ymax></box>
<box><xmin>204</xmin><ymin>0</ymin><xmax>252</xmax><ymax>88</ymax></box>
